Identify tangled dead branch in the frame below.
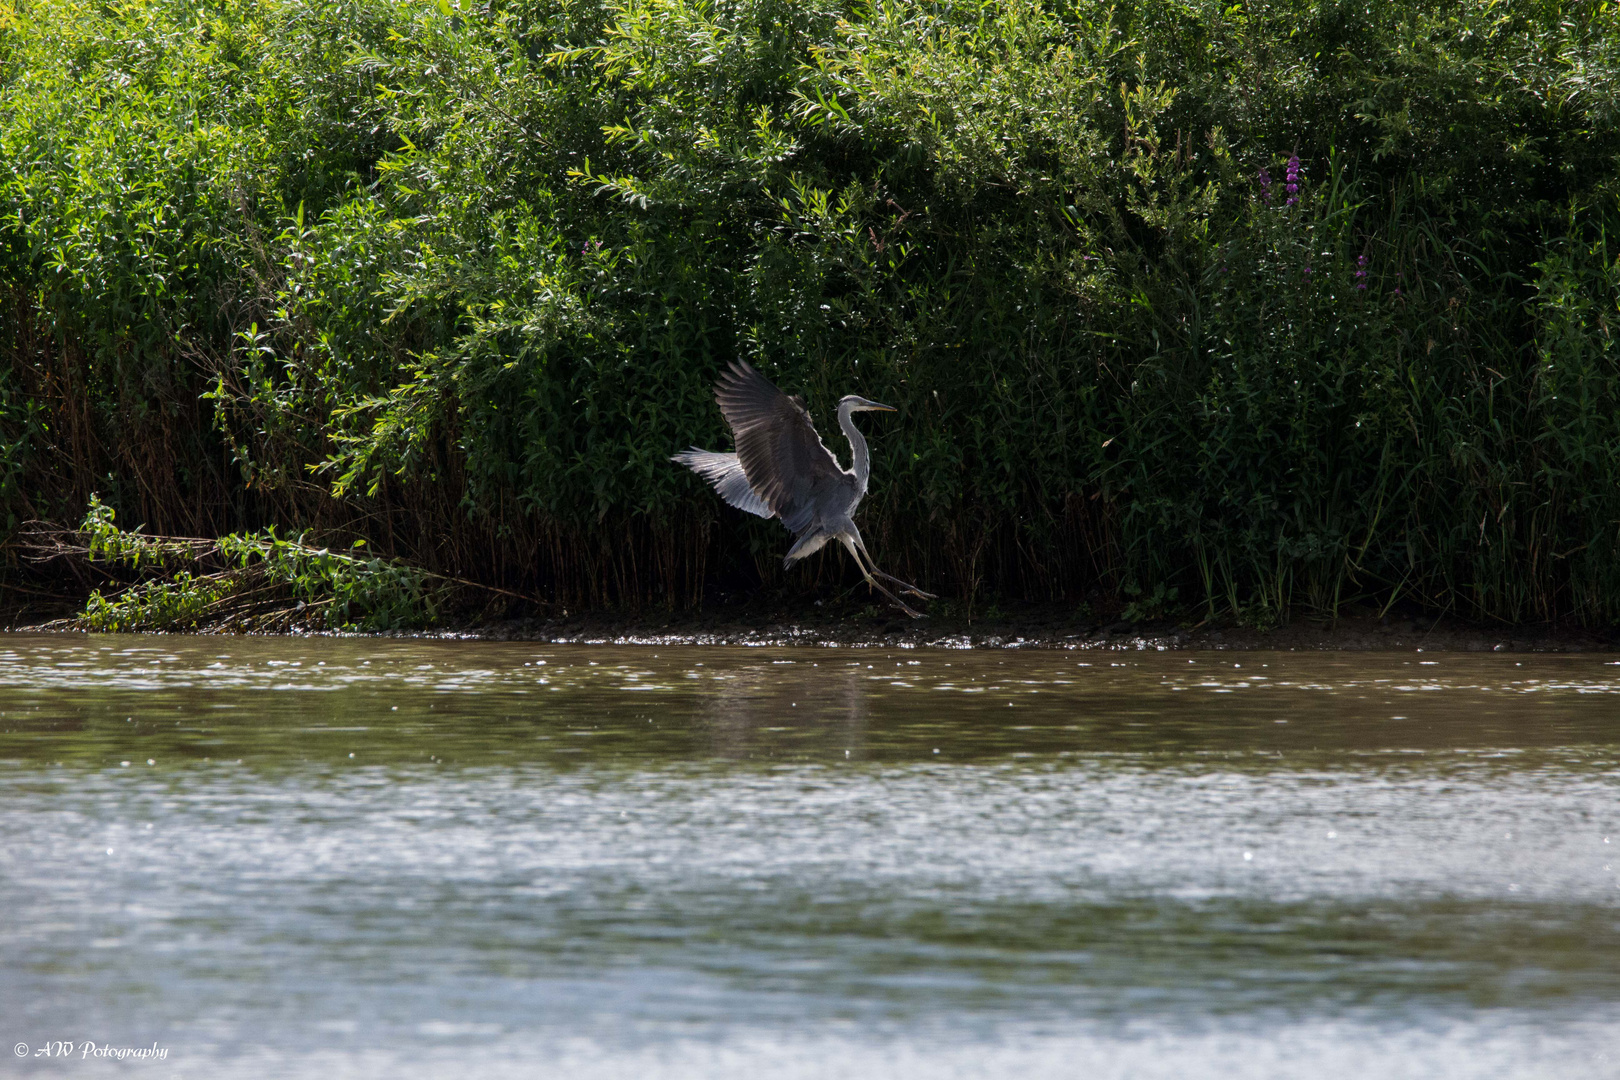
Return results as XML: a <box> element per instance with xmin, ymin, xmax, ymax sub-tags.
<box><xmin>10</xmin><ymin>498</ymin><xmax>547</xmax><ymax>632</ymax></box>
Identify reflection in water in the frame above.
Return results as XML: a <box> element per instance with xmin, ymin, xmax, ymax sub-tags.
<box><xmin>0</xmin><ymin>634</ymin><xmax>1618</xmax><ymax>1079</ymax></box>
<box><xmin>698</xmin><ymin>658</ymin><xmax>868</xmax><ymax>759</ymax></box>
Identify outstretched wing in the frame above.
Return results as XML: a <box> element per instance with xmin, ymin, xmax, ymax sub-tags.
<box><xmin>713</xmin><ymin>361</ymin><xmax>846</xmax><ymax>535</ymax></box>
<box><xmin>670</xmin><ymin>449</ymin><xmax>773</xmax><ymax>519</ymax></box>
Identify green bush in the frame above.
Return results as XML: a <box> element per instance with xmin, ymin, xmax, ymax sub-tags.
<box><xmin>4</xmin><ymin>0</ymin><xmax>1620</xmax><ymax>623</ymax></box>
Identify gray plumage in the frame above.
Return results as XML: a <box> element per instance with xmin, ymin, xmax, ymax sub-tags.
<box><xmin>668</xmin><ymin>449</ymin><xmax>773</xmax><ymax>520</ymax></box>
<box><xmin>672</xmin><ymin>360</ymin><xmax>934</xmax><ymax>617</ymax></box>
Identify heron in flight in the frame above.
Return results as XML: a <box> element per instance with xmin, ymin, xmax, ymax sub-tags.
<box><xmin>673</xmin><ymin>360</ymin><xmax>936</xmax><ymax>618</ymax></box>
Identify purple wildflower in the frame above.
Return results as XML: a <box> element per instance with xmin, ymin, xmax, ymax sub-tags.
<box><xmin>1285</xmin><ymin>155</ymin><xmax>1300</xmax><ymax>207</ymax></box>
<box><xmin>1257</xmin><ymin>168</ymin><xmax>1273</xmax><ymax>205</ymax></box>
<box><xmin>1355</xmin><ymin>254</ymin><xmax>1368</xmax><ymax>290</ymax></box>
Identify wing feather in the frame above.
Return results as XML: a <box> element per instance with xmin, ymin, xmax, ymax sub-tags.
<box><xmin>670</xmin><ymin>449</ymin><xmax>773</xmax><ymax>519</ymax></box>
<box><xmin>713</xmin><ymin>361</ymin><xmax>846</xmax><ymax>535</ymax></box>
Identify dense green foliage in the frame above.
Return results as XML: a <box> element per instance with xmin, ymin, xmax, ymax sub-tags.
<box><xmin>4</xmin><ymin>0</ymin><xmax>1620</xmax><ymax>622</ymax></box>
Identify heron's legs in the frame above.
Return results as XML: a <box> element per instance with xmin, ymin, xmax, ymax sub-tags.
<box><xmin>869</xmin><ymin>564</ymin><xmax>938</xmax><ymax>601</ymax></box>
<box><xmin>851</xmin><ymin>532</ymin><xmax>937</xmax><ymax>600</ymax></box>
<box><xmin>839</xmin><ymin>537</ymin><xmax>924</xmax><ymax>618</ymax></box>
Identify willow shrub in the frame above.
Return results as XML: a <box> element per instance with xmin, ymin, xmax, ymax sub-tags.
<box><xmin>4</xmin><ymin>0</ymin><xmax>1620</xmax><ymax>621</ymax></box>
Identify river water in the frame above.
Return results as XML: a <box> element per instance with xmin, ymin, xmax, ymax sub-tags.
<box><xmin>1</xmin><ymin>634</ymin><xmax>1617</xmax><ymax>1078</ymax></box>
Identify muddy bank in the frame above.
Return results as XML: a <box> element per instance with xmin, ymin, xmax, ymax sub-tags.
<box><xmin>8</xmin><ymin>589</ymin><xmax>1617</xmax><ymax>651</ymax></box>
<box><xmin>451</xmin><ymin>601</ymin><xmax>1620</xmax><ymax>652</ymax></box>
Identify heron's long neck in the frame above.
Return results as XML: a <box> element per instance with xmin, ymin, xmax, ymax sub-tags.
<box><xmin>838</xmin><ymin>401</ymin><xmax>870</xmax><ymax>492</ymax></box>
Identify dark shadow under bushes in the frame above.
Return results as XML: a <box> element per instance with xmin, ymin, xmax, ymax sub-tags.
<box><xmin>4</xmin><ymin>0</ymin><xmax>1620</xmax><ymax>627</ymax></box>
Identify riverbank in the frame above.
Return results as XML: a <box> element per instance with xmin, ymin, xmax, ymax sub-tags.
<box><xmin>8</xmin><ymin>588</ymin><xmax>1616</xmax><ymax>651</ymax></box>
<box><xmin>8</xmin><ymin>0</ymin><xmax>1620</xmax><ymax>630</ymax></box>
<box><xmin>441</xmin><ymin>602</ymin><xmax>1620</xmax><ymax>652</ymax></box>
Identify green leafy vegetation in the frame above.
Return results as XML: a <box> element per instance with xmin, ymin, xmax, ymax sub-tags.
<box><xmin>70</xmin><ymin>495</ymin><xmax>438</xmax><ymax>631</ymax></box>
<box><xmin>4</xmin><ymin>0</ymin><xmax>1620</xmax><ymax>625</ymax></box>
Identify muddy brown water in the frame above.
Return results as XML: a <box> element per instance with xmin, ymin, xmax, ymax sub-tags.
<box><xmin>1</xmin><ymin>634</ymin><xmax>1617</xmax><ymax>1078</ymax></box>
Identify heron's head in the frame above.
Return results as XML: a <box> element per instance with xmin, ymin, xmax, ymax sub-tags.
<box><xmin>838</xmin><ymin>394</ymin><xmax>897</xmax><ymax>413</ymax></box>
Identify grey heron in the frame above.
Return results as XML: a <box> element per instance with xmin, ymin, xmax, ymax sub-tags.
<box><xmin>672</xmin><ymin>360</ymin><xmax>936</xmax><ymax>618</ymax></box>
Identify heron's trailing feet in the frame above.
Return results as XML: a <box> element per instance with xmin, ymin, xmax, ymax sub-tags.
<box><xmin>672</xmin><ymin>360</ymin><xmax>934</xmax><ymax>618</ymax></box>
